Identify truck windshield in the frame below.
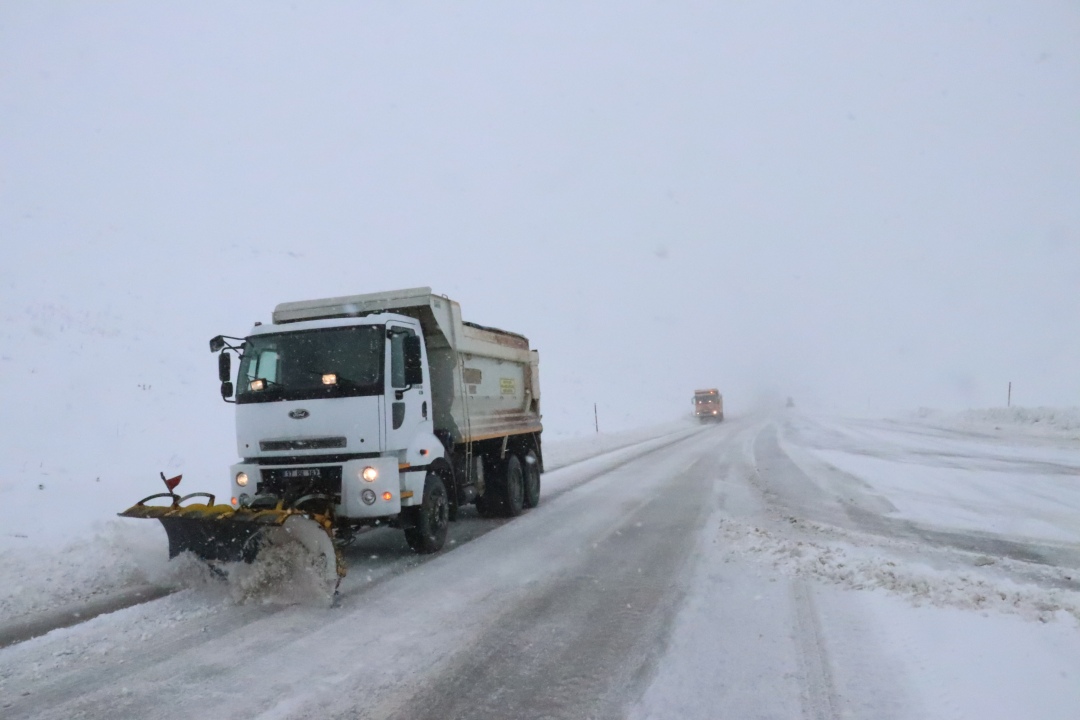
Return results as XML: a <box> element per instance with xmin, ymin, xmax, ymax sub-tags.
<box><xmin>236</xmin><ymin>325</ymin><xmax>385</xmax><ymax>404</ymax></box>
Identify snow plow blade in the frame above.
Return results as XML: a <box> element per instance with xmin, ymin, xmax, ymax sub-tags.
<box><xmin>119</xmin><ymin>492</ymin><xmax>345</xmax><ymax>584</ymax></box>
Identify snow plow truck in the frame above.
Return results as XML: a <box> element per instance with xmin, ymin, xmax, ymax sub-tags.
<box><xmin>120</xmin><ymin>288</ymin><xmax>543</xmax><ymax>588</ymax></box>
<box><xmin>692</xmin><ymin>389</ymin><xmax>723</xmax><ymax>422</ymax></box>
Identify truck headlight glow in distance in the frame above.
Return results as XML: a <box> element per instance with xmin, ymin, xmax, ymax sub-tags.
<box><xmin>322</xmin><ymin>373</ymin><xmax>337</xmax><ymax>385</ymax></box>
<box><xmin>236</xmin><ymin>472</ymin><xmax>249</xmax><ymax>487</ymax></box>
<box><xmin>249</xmin><ymin>379</ymin><xmax>265</xmax><ymax>392</ymax></box>
<box><xmin>361</xmin><ymin>466</ymin><xmax>378</xmax><ymax>482</ymax></box>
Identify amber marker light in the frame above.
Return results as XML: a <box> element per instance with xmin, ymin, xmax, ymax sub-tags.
<box><xmin>382</xmin><ymin>491</ymin><xmax>393</xmax><ymax>501</ymax></box>
<box><xmin>230</xmin><ymin>496</ymin><xmax>238</xmax><ymax>506</ymax></box>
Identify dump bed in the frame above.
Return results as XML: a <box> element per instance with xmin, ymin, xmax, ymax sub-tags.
<box><xmin>272</xmin><ymin>287</ymin><xmax>541</xmax><ymax>444</ymax></box>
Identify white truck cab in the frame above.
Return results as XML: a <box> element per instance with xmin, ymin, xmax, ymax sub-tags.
<box><xmin>213</xmin><ymin>288</ymin><xmax>543</xmax><ymax>554</ymax></box>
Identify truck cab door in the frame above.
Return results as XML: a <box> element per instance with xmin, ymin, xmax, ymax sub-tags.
<box><xmin>384</xmin><ymin>324</ymin><xmax>428</xmax><ymax>454</ymax></box>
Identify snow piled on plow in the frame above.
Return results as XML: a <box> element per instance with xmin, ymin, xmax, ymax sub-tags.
<box><xmin>225</xmin><ymin>540</ymin><xmax>337</xmax><ymax>607</ymax></box>
<box><xmin>0</xmin><ymin>522</ymin><xmax>337</xmax><ymax>627</ymax></box>
<box><xmin>151</xmin><ymin>541</ymin><xmax>338</xmax><ymax>607</ymax></box>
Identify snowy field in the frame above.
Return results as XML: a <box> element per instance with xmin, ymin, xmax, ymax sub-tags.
<box><xmin>783</xmin><ymin>409</ymin><xmax>1080</xmax><ymax>546</ymax></box>
<box><xmin>634</xmin><ymin>411</ymin><xmax>1080</xmax><ymax>719</ymax></box>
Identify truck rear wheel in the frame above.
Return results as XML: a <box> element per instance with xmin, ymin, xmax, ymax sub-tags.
<box><xmin>503</xmin><ymin>454</ymin><xmax>525</xmax><ymax>517</ymax></box>
<box><xmin>522</xmin><ymin>449</ymin><xmax>540</xmax><ymax>509</ymax></box>
<box><xmin>404</xmin><ymin>472</ymin><xmax>449</xmax><ymax>554</ymax></box>
<box><xmin>476</xmin><ymin>453</ymin><xmax>525</xmax><ymax>518</ymax></box>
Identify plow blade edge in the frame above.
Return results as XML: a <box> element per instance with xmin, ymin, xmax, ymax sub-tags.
<box><xmin>119</xmin><ymin>493</ymin><xmax>344</xmax><ymax>585</ymax></box>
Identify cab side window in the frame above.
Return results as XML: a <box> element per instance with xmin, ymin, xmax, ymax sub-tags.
<box><xmin>389</xmin><ymin>328</ymin><xmax>416</xmax><ymax>389</ymax></box>
<box><xmin>246</xmin><ymin>348</ymin><xmax>279</xmax><ymax>385</ymax></box>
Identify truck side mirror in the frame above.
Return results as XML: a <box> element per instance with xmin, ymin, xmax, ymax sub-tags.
<box><xmin>403</xmin><ymin>336</ymin><xmax>423</xmax><ymax>386</ymax></box>
<box><xmin>210</xmin><ymin>335</ymin><xmax>226</xmax><ymax>353</ymax></box>
<box><xmin>218</xmin><ymin>352</ymin><xmax>232</xmax><ymax>382</ymax></box>
<box><xmin>220</xmin><ymin>381</ymin><xmax>234</xmax><ymax>400</ymax></box>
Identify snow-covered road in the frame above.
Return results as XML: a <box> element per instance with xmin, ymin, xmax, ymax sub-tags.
<box><xmin>2</xmin><ymin>413</ymin><xmax>1078</xmax><ymax>719</ymax></box>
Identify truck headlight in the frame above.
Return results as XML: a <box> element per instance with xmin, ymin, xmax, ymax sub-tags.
<box><xmin>236</xmin><ymin>472</ymin><xmax>249</xmax><ymax>487</ymax></box>
<box><xmin>361</xmin><ymin>466</ymin><xmax>378</xmax><ymax>482</ymax></box>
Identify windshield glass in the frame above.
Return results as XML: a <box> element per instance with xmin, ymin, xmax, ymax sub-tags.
<box><xmin>236</xmin><ymin>325</ymin><xmax>384</xmax><ymax>403</ymax></box>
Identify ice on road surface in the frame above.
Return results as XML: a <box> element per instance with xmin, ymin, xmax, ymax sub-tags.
<box><xmin>1</xmin><ymin>411</ymin><xmax>1078</xmax><ymax>719</ymax></box>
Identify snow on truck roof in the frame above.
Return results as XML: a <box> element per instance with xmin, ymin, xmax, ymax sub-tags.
<box><xmin>270</xmin><ymin>287</ymin><xmax>530</xmax><ymax>347</ymax></box>
<box><xmin>271</xmin><ymin>286</ymin><xmax>440</xmax><ymax>324</ymax></box>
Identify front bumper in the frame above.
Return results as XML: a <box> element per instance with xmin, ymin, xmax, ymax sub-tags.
<box><xmin>229</xmin><ymin>456</ymin><xmax>402</xmax><ymax>520</ymax></box>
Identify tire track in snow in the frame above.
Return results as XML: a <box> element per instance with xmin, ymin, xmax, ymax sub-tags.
<box><xmin>363</xmin><ymin>452</ymin><xmax>720</xmax><ymax>720</ymax></box>
<box><xmin>754</xmin><ymin>423</ymin><xmax>1080</xmax><ymax>580</ymax></box>
<box><xmin>792</xmin><ymin>579</ymin><xmax>840</xmax><ymax>720</ymax></box>
<box><xmin>0</xmin><ymin>428</ymin><xmax>717</xmax><ymax>718</ymax></box>
<box><xmin>724</xmin><ymin>421</ymin><xmax>1080</xmax><ymax>624</ymax></box>
<box><xmin>0</xmin><ymin>426</ymin><xmax>707</xmax><ymax>652</ymax></box>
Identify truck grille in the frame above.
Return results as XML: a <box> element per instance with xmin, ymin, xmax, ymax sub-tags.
<box><xmin>260</xmin><ymin>437</ymin><xmax>347</xmax><ymax>451</ymax></box>
<box><xmin>258</xmin><ymin>466</ymin><xmax>343</xmax><ymax>505</ymax></box>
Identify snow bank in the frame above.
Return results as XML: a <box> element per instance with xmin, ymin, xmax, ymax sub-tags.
<box><xmin>542</xmin><ymin>418</ymin><xmax>699</xmax><ymax>470</ymax></box>
<box><xmin>0</xmin><ymin>522</ymin><xmax>173</xmax><ymax>622</ymax></box>
<box><xmin>911</xmin><ymin>406</ymin><xmax>1080</xmax><ymax>439</ymax></box>
<box><xmin>719</xmin><ymin>518</ymin><xmax>1080</xmax><ymax>626</ymax></box>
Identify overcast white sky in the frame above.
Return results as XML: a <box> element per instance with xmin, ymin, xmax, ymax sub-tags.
<box><xmin>2</xmin><ymin>2</ymin><xmax>1079</xmax><ymax>440</ymax></box>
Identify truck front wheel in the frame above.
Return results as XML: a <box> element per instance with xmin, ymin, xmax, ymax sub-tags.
<box><xmin>404</xmin><ymin>472</ymin><xmax>449</xmax><ymax>554</ymax></box>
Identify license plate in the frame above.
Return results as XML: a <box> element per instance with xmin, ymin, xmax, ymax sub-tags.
<box><xmin>282</xmin><ymin>467</ymin><xmax>322</xmax><ymax>479</ymax></box>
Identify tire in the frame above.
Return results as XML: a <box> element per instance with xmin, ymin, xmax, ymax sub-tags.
<box><xmin>475</xmin><ymin>454</ymin><xmax>500</xmax><ymax>517</ymax></box>
<box><xmin>404</xmin><ymin>472</ymin><xmax>449</xmax><ymax>554</ymax></box>
<box><xmin>522</xmin><ymin>449</ymin><xmax>541</xmax><ymax>509</ymax></box>
<box><xmin>476</xmin><ymin>453</ymin><xmax>525</xmax><ymax>518</ymax></box>
<box><xmin>502</xmin><ymin>454</ymin><xmax>525</xmax><ymax>517</ymax></box>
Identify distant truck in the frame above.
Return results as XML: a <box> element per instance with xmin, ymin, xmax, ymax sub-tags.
<box><xmin>693</xmin><ymin>389</ymin><xmax>723</xmax><ymax>422</ymax></box>
<box><xmin>122</xmin><ymin>288</ymin><xmax>543</xmax><ymax>585</ymax></box>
